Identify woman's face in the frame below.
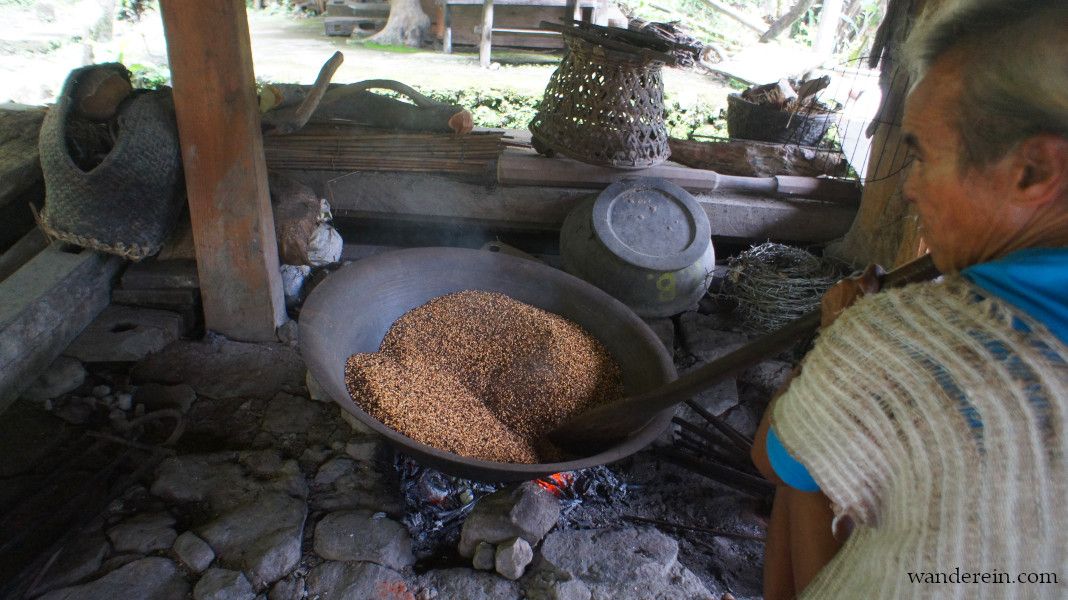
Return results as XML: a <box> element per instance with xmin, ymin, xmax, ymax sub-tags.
<box><xmin>901</xmin><ymin>55</ymin><xmax>1022</xmax><ymax>273</ymax></box>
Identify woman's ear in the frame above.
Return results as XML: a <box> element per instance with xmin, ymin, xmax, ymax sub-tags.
<box><xmin>1013</xmin><ymin>134</ymin><xmax>1068</xmax><ymax>207</ymax></box>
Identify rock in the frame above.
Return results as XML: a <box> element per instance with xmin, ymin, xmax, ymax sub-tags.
<box><xmin>305</xmin><ymin>561</ymin><xmax>411</xmax><ymax>600</ymax></box>
<box><xmin>740</xmin><ymin>359</ymin><xmax>794</xmax><ymax>396</ymax></box>
<box><xmin>238</xmin><ymin>449</ymin><xmax>286</xmax><ymax>477</ymax></box>
<box><xmin>98</xmin><ymin>553</ymin><xmax>143</xmax><ymax>574</ymax></box>
<box><xmin>268</xmin><ymin>576</ymin><xmax>305</xmax><ymax>600</ymax></box>
<box><xmin>313</xmin><ymin>510</ymin><xmax>415</xmax><ymax>570</ymax></box>
<box><xmin>106</xmin><ymin>512</ymin><xmax>177</xmax><ymax>554</ymax></box>
<box><xmin>27</xmin><ymin>533</ymin><xmax>109</xmax><ymax>596</ymax></box>
<box><xmin>21</xmin><ymin>356</ymin><xmax>85</xmax><ymax>401</ymax></box>
<box><xmin>551</xmin><ymin>580</ymin><xmax>592</xmax><ymax>600</ymax></box>
<box><xmin>132</xmin><ymin>336</ymin><xmax>305</xmax><ymax>400</ymax></box>
<box><xmin>472</xmin><ymin>541</ymin><xmax>495</xmax><ymax>571</ymax></box>
<box><xmin>527</xmin><ymin>528</ymin><xmax>713</xmax><ymax>600</ymax></box>
<box><xmin>276</xmin><ymin>319</ymin><xmax>299</xmax><ymax>346</ymax></box>
<box><xmin>134</xmin><ymin>383</ymin><xmax>196</xmax><ymax>413</ymax></box>
<box><xmin>416</xmin><ymin>568</ymin><xmax>521</xmax><ymax>600</ymax></box>
<box><xmin>53</xmin><ymin>397</ymin><xmax>94</xmax><ymax>424</ymax></box>
<box><xmin>458</xmin><ymin>482</ymin><xmax>560</xmax><ymax>557</ymax></box>
<box><xmin>495</xmin><ymin>537</ymin><xmax>533</xmax><ymax>580</ymax></box>
<box><xmin>37</xmin><ymin>557</ymin><xmax>189</xmax><ymax>600</ymax></box>
<box><xmin>721</xmin><ymin>396</ymin><xmax>762</xmax><ymax>439</ymax></box>
<box><xmin>151</xmin><ymin>452</ymin><xmax>307</xmax><ymax>513</ymax></box>
<box><xmin>313</xmin><ymin>456</ymin><xmax>355</xmax><ymax>486</ymax></box>
<box><xmin>173</xmin><ymin>531</ymin><xmax>215</xmax><ymax>573</ymax></box>
<box><xmin>641</xmin><ymin>317</ymin><xmax>675</xmax><ymax>352</ymax></box>
<box><xmin>280</xmin><ymin>265</ymin><xmax>311</xmax><ymax>308</ymax></box>
<box><xmin>338</xmin><ymin>407</ymin><xmax>376</xmax><ymax>435</ymax></box>
<box><xmin>299</xmin><ymin>445</ymin><xmax>331</xmax><ymax>471</ymax></box>
<box><xmin>674</xmin><ymin>371</ymin><xmax>739</xmax><ymax>421</ymax></box>
<box><xmin>305</xmin><ymin>371</ymin><xmax>328</xmax><ymax>402</ymax></box>
<box><xmin>92</xmin><ymin>385</ymin><xmax>112</xmax><ymax>398</ymax></box>
<box><xmin>307</xmin><ymin>224</ymin><xmax>342</xmax><ymax>267</ymax></box>
<box><xmin>678</xmin><ymin>313</ymin><xmax>749</xmax><ymax>363</ymax></box>
<box><xmin>343</xmin><ymin>438</ymin><xmax>382</xmax><ymax>463</ymax></box>
<box><xmin>116</xmin><ymin>393</ymin><xmax>133</xmax><ymax>411</ymax></box>
<box><xmin>194</xmin><ymin>568</ymin><xmax>255</xmax><ymax>600</ymax></box>
<box><xmin>64</xmin><ymin>305</ymin><xmax>185</xmax><ymax>363</ymax></box>
<box><xmin>309</xmin><ymin>470</ymin><xmax>404</xmax><ymax>516</ymax></box>
<box><xmin>198</xmin><ymin>492</ymin><xmax>307</xmax><ymax>590</ymax></box>
<box><xmin>261</xmin><ymin>393</ymin><xmax>325</xmax><ymax>434</ymax></box>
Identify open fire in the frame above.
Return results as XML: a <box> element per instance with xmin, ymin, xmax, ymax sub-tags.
<box><xmin>395</xmin><ymin>454</ymin><xmax>627</xmax><ymax>554</ymax></box>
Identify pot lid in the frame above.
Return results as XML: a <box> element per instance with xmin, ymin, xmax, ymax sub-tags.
<box><xmin>591</xmin><ymin>178</ymin><xmax>711</xmax><ymax>272</ymax></box>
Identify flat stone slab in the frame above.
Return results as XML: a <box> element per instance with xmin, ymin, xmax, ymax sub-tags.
<box><xmin>527</xmin><ymin>528</ymin><xmax>714</xmax><ymax>600</ymax></box>
<box><xmin>313</xmin><ymin>510</ymin><xmax>415</xmax><ymax>570</ymax></box>
<box><xmin>194</xmin><ymin>568</ymin><xmax>255</xmax><ymax>600</ymax></box>
<box><xmin>305</xmin><ymin>561</ymin><xmax>412</xmax><ymax>600</ymax></box>
<box><xmin>197</xmin><ymin>492</ymin><xmax>307</xmax><ymax>590</ymax></box>
<box><xmin>64</xmin><ymin>305</ymin><xmax>185</xmax><ymax>363</ymax></box>
<box><xmin>151</xmin><ymin>451</ymin><xmax>307</xmax><ymax>513</ymax></box>
<box><xmin>132</xmin><ymin>335</ymin><xmax>304</xmax><ymax>400</ymax></box>
<box><xmin>106</xmin><ymin>511</ymin><xmax>177</xmax><ymax>554</ymax></box>
<box><xmin>36</xmin><ymin>557</ymin><xmax>189</xmax><ymax>600</ymax></box>
<box><xmin>20</xmin><ymin>355</ymin><xmax>85</xmax><ymax>401</ymax></box>
<box><xmin>416</xmin><ymin>568</ymin><xmax>522</xmax><ymax>600</ymax></box>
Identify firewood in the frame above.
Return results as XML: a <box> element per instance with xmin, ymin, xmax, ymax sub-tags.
<box><xmin>667</xmin><ymin>138</ymin><xmax>847</xmax><ymax>178</ymax></box>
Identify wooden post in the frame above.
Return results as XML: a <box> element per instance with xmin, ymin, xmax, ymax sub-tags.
<box><xmin>443</xmin><ymin>2</ymin><xmax>453</xmax><ymax>53</ymax></box>
<box><xmin>479</xmin><ymin>0</ymin><xmax>494</xmax><ymax>68</ymax></box>
<box><xmin>159</xmin><ymin>0</ymin><xmax>286</xmax><ymax>342</ymax></box>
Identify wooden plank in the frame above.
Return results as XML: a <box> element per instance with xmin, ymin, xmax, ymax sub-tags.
<box><xmin>159</xmin><ymin>0</ymin><xmax>285</xmax><ymax>342</ymax></box>
<box><xmin>0</xmin><ymin>244</ymin><xmax>121</xmax><ymax>412</ymax></box>
<box><xmin>0</xmin><ymin>228</ymin><xmax>48</xmax><ymax>283</ymax></box>
<box><xmin>325</xmin><ymin>171</ymin><xmax>855</xmax><ymax>242</ymax></box>
<box><xmin>498</xmin><ymin>147</ymin><xmax>861</xmax><ymax>203</ymax></box>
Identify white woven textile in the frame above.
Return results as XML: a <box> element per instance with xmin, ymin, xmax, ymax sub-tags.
<box><xmin>773</xmin><ymin>276</ymin><xmax>1068</xmax><ymax>599</ymax></box>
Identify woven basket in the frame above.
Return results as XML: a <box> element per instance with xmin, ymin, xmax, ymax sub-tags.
<box><xmin>529</xmin><ymin>33</ymin><xmax>670</xmax><ymax>169</ymax></box>
<box><xmin>37</xmin><ymin>64</ymin><xmax>183</xmax><ymax>261</ymax></box>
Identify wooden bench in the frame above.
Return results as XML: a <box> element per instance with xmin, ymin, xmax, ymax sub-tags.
<box><xmin>441</xmin><ymin>0</ymin><xmax>600</xmax><ymax>67</ymax></box>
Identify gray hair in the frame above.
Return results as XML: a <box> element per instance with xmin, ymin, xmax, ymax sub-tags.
<box><xmin>906</xmin><ymin>0</ymin><xmax>1068</xmax><ymax>166</ymax></box>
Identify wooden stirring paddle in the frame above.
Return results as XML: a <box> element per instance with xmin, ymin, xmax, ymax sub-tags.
<box><xmin>549</xmin><ymin>253</ymin><xmax>941</xmax><ymax>450</ymax></box>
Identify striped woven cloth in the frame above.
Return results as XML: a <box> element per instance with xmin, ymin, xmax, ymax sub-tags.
<box><xmin>773</xmin><ymin>276</ymin><xmax>1068</xmax><ymax>599</ymax></box>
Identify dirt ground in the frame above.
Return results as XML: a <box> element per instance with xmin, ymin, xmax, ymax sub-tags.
<box><xmin>0</xmin><ymin>2</ymin><xmax>731</xmax><ymax>109</ymax></box>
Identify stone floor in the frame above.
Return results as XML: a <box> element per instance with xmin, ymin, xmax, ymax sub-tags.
<box><xmin>1</xmin><ymin>291</ymin><xmax>792</xmax><ymax>600</ymax></box>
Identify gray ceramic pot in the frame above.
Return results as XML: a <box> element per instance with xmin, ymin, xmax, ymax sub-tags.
<box><xmin>560</xmin><ymin>178</ymin><xmax>715</xmax><ymax>318</ymax></box>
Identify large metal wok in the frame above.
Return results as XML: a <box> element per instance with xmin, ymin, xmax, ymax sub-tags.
<box><xmin>299</xmin><ymin>247</ymin><xmax>676</xmax><ymax>481</ymax></box>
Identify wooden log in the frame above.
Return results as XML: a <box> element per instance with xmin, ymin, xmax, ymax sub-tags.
<box><xmin>159</xmin><ymin>0</ymin><xmax>286</xmax><ymax>342</ymax></box>
<box><xmin>668</xmin><ymin>137</ymin><xmax>848</xmax><ymax>178</ymax></box>
<box><xmin>323</xmin><ymin>171</ymin><xmax>855</xmax><ymax>242</ymax></box>
<box><xmin>0</xmin><ymin>244</ymin><xmax>121</xmax><ymax>412</ymax></box>
<box><xmin>497</xmin><ymin>147</ymin><xmax>861</xmax><ymax>203</ymax></box>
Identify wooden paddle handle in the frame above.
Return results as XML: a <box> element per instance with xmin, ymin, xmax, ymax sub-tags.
<box><xmin>630</xmin><ymin>253</ymin><xmax>940</xmax><ymax>408</ymax></box>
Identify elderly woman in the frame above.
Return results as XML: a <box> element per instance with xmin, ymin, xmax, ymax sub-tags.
<box><xmin>752</xmin><ymin>0</ymin><xmax>1068</xmax><ymax>598</ymax></box>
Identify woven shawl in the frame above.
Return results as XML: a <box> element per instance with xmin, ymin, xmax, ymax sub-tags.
<box><xmin>773</xmin><ymin>276</ymin><xmax>1068</xmax><ymax>599</ymax></box>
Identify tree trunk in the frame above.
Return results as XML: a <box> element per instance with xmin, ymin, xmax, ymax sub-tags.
<box><xmin>367</xmin><ymin>0</ymin><xmax>431</xmax><ymax>47</ymax></box>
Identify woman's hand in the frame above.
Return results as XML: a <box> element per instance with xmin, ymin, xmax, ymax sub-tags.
<box><xmin>820</xmin><ymin>264</ymin><xmax>884</xmax><ymax>328</ymax></box>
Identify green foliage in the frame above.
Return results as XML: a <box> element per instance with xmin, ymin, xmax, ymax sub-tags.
<box><xmin>346</xmin><ymin>40</ymin><xmax>423</xmax><ymax>54</ymax></box>
<box><xmin>424</xmin><ymin>87</ymin><xmax>726</xmax><ymax>139</ymax></box>
<box><xmin>128</xmin><ymin>63</ymin><xmax>170</xmax><ymax>89</ymax></box>
<box><xmin>118</xmin><ymin>0</ymin><xmax>156</xmax><ymax>22</ymax></box>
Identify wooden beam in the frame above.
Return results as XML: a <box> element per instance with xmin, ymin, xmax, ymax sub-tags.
<box><xmin>0</xmin><ymin>244</ymin><xmax>121</xmax><ymax>411</ymax></box>
<box><xmin>323</xmin><ymin>171</ymin><xmax>855</xmax><ymax>243</ymax></box>
<box><xmin>159</xmin><ymin>0</ymin><xmax>285</xmax><ymax>342</ymax></box>
<box><xmin>498</xmin><ymin>148</ymin><xmax>861</xmax><ymax>203</ymax></box>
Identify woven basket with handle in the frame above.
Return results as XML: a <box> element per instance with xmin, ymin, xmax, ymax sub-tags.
<box><xmin>529</xmin><ymin>32</ymin><xmax>670</xmax><ymax>169</ymax></box>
